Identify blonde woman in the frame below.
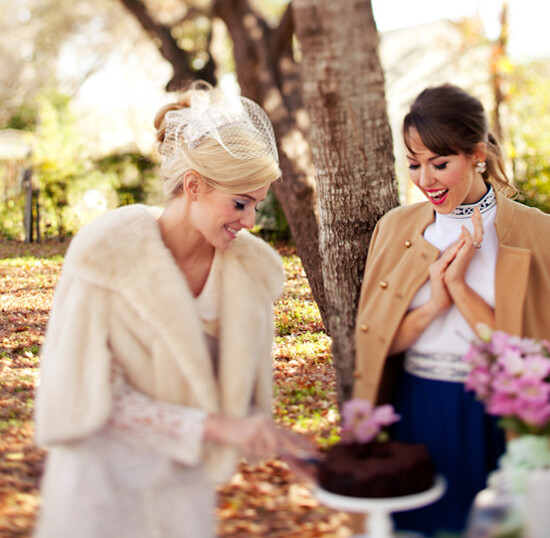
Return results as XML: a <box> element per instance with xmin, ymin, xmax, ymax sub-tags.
<box><xmin>34</xmin><ymin>82</ymin><xmax>315</xmax><ymax>538</ymax></box>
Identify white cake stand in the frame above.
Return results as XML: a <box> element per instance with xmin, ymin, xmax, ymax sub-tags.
<box><xmin>314</xmin><ymin>475</ymin><xmax>446</xmax><ymax>538</ymax></box>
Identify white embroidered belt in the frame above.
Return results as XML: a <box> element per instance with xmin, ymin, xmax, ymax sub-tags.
<box><xmin>404</xmin><ymin>349</ymin><xmax>470</xmax><ymax>383</ymax></box>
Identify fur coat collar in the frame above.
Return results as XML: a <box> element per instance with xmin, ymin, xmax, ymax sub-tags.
<box><xmin>64</xmin><ymin>204</ymin><xmax>283</xmax><ymax>410</ymax></box>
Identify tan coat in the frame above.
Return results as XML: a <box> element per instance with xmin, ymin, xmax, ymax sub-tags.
<box><xmin>34</xmin><ymin>205</ymin><xmax>284</xmax><ymax>538</ymax></box>
<box><xmin>354</xmin><ymin>193</ymin><xmax>550</xmax><ymax>404</ymax></box>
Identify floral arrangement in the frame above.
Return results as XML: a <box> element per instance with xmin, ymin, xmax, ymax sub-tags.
<box><xmin>340</xmin><ymin>398</ymin><xmax>400</xmax><ymax>444</ymax></box>
<box><xmin>464</xmin><ymin>325</ymin><xmax>550</xmax><ymax>436</ymax></box>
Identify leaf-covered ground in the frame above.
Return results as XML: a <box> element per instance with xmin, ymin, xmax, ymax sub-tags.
<box><xmin>0</xmin><ymin>239</ymin><xmax>353</xmax><ymax>537</ymax></box>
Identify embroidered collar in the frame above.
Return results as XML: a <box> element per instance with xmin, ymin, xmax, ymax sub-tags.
<box><xmin>449</xmin><ymin>185</ymin><xmax>496</xmax><ymax>218</ymax></box>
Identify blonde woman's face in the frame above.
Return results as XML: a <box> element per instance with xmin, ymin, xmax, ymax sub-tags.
<box><xmin>191</xmin><ymin>184</ymin><xmax>270</xmax><ymax>250</ymax></box>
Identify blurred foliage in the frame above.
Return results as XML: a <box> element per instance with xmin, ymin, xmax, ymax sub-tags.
<box><xmin>95</xmin><ymin>152</ymin><xmax>160</xmax><ymax>207</ymax></box>
<box><xmin>6</xmin><ymin>102</ymin><xmax>39</xmax><ymax>132</ymax></box>
<box><xmin>32</xmin><ymin>90</ymin><xmax>87</xmax><ymax>239</ymax></box>
<box><xmin>0</xmin><ymin>0</ymin><xmax>139</xmax><ymax>126</ymax></box>
<box><xmin>253</xmin><ymin>189</ymin><xmax>291</xmax><ymax>243</ymax></box>
<box><xmin>1</xmin><ymin>90</ymin><xmax>165</xmax><ymax>241</ymax></box>
<box><xmin>505</xmin><ymin>60</ymin><xmax>550</xmax><ymax>213</ymax></box>
<box><xmin>0</xmin><ymin>85</ymin><xmax>288</xmax><ymax>241</ymax></box>
<box><xmin>0</xmin><ymin>198</ymin><xmax>25</xmax><ymax>240</ymax></box>
<box><xmin>1</xmin><ymin>0</ymin><xmax>548</xmax><ymax>242</ymax></box>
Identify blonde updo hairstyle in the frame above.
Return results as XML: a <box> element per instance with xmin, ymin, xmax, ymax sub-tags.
<box><xmin>154</xmin><ymin>82</ymin><xmax>281</xmax><ymax>199</ymax></box>
<box><xmin>403</xmin><ymin>84</ymin><xmax>516</xmax><ymax>198</ymax></box>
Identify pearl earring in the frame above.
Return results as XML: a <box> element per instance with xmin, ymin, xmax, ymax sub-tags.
<box><xmin>475</xmin><ymin>160</ymin><xmax>487</xmax><ymax>174</ymax></box>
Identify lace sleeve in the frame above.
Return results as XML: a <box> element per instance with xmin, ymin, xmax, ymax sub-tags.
<box><xmin>107</xmin><ymin>361</ymin><xmax>208</xmax><ymax>465</ymax></box>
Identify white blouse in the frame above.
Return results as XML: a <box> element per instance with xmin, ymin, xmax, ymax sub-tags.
<box><xmin>409</xmin><ymin>186</ymin><xmax>498</xmax><ymax>356</ymax></box>
<box><xmin>106</xmin><ymin>249</ymin><xmax>222</xmax><ymax>458</ymax></box>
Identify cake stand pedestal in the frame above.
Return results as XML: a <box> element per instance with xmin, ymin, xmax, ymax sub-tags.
<box><xmin>314</xmin><ymin>475</ymin><xmax>446</xmax><ymax>538</ymax></box>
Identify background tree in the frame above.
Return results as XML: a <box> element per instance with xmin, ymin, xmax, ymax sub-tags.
<box><xmin>490</xmin><ymin>1</ymin><xmax>509</xmax><ymax>141</ymax></box>
<box><xmin>292</xmin><ymin>0</ymin><xmax>399</xmax><ymax>400</ymax></box>
<box><xmin>0</xmin><ymin>0</ymin><xmax>123</xmax><ymax>126</ymax></box>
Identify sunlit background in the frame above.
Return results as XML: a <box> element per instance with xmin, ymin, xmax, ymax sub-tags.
<box><xmin>2</xmin><ymin>0</ymin><xmax>550</xmax><ymax>239</ymax></box>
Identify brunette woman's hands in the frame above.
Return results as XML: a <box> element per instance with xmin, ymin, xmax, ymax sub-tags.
<box><xmin>437</xmin><ymin>207</ymin><xmax>494</xmax><ymax>333</ymax></box>
<box><xmin>388</xmin><ymin>237</ymin><xmax>466</xmax><ymax>355</ymax></box>
<box><xmin>389</xmin><ymin>208</ymin><xmax>491</xmax><ymax>354</ymax></box>
<box><xmin>427</xmin><ymin>237</ymin><xmax>465</xmax><ymax>314</ymax></box>
<box><xmin>443</xmin><ymin>207</ymin><xmax>484</xmax><ymax>291</ymax></box>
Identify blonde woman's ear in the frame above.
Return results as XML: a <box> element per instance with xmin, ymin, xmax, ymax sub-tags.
<box><xmin>183</xmin><ymin>170</ymin><xmax>201</xmax><ymax>201</ymax></box>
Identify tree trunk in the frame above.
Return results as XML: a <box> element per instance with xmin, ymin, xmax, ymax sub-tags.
<box><xmin>213</xmin><ymin>0</ymin><xmax>329</xmax><ymax>330</ymax></box>
<box><xmin>293</xmin><ymin>0</ymin><xmax>399</xmax><ymax>403</ymax></box>
<box><xmin>491</xmin><ymin>2</ymin><xmax>508</xmax><ymax>141</ymax></box>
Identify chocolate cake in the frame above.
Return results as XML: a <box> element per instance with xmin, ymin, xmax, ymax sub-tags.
<box><xmin>317</xmin><ymin>440</ymin><xmax>435</xmax><ymax>498</ymax></box>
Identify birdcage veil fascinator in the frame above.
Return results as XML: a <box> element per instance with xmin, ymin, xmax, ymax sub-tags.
<box><xmin>160</xmin><ymin>86</ymin><xmax>279</xmax><ymax>166</ymax></box>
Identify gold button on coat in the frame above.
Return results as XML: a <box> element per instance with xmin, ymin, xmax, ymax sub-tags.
<box><xmin>379</xmin><ymin>280</ymin><xmax>388</xmax><ymax>289</ymax></box>
<box><xmin>405</xmin><ymin>240</ymin><xmax>412</xmax><ymax>248</ymax></box>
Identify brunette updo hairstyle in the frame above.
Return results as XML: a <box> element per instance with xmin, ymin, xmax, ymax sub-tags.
<box><xmin>403</xmin><ymin>84</ymin><xmax>516</xmax><ymax>198</ymax></box>
<box><xmin>154</xmin><ymin>81</ymin><xmax>281</xmax><ymax>199</ymax></box>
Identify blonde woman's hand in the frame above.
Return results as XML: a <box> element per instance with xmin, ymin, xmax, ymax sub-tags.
<box><xmin>204</xmin><ymin>414</ymin><xmax>319</xmax><ymax>465</ymax></box>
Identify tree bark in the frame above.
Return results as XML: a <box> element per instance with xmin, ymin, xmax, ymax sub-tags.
<box><xmin>491</xmin><ymin>2</ymin><xmax>508</xmax><ymax>141</ymax></box>
<box><xmin>293</xmin><ymin>0</ymin><xmax>399</xmax><ymax>402</ymax></box>
<box><xmin>213</xmin><ymin>0</ymin><xmax>329</xmax><ymax>329</ymax></box>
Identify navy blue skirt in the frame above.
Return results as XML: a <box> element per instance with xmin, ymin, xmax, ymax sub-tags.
<box><xmin>392</xmin><ymin>370</ymin><xmax>505</xmax><ymax>536</ymax></box>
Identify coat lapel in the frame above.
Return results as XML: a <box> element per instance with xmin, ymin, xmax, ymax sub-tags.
<box><xmin>216</xmin><ymin>238</ymin><xmax>273</xmax><ymax>417</ymax></box>
<box><xmin>494</xmin><ymin>194</ymin><xmax>531</xmax><ymax>335</ymax></box>
<box><xmin>65</xmin><ymin>205</ymin><xmax>220</xmax><ymax>412</ymax></box>
<box><xmin>494</xmin><ymin>245</ymin><xmax>530</xmax><ymax>334</ymax></box>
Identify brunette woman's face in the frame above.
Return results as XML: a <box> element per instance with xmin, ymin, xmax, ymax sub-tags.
<box><xmin>405</xmin><ymin>128</ymin><xmax>487</xmax><ymax>214</ymax></box>
<box><xmin>191</xmin><ymin>183</ymin><xmax>270</xmax><ymax>250</ymax></box>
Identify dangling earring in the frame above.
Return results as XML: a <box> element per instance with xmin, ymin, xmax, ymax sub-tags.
<box><xmin>474</xmin><ymin>160</ymin><xmax>487</xmax><ymax>174</ymax></box>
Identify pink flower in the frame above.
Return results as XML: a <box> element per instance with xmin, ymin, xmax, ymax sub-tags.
<box><xmin>487</xmin><ymin>392</ymin><xmax>520</xmax><ymax>417</ymax></box>
<box><xmin>497</xmin><ymin>349</ymin><xmax>524</xmax><ymax>376</ymax></box>
<box><xmin>522</xmin><ymin>355</ymin><xmax>550</xmax><ymax>382</ymax></box>
<box><xmin>464</xmin><ymin>329</ymin><xmax>550</xmax><ymax>436</ymax></box>
<box><xmin>341</xmin><ymin>398</ymin><xmax>372</xmax><ymax>428</ymax></box>
<box><xmin>372</xmin><ymin>404</ymin><xmax>401</xmax><ymax>427</ymax></box>
<box><xmin>515</xmin><ymin>378</ymin><xmax>550</xmax><ymax>404</ymax></box>
<box><xmin>490</xmin><ymin>331</ymin><xmax>513</xmax><ymax>355</ymax></box>
<box><xmin>354</xmin><ymin>420</ymin><xmax>380</xmax><ymax>443</ymax></box>
<box><xmin>492</xmin><ymin>372</ymin><xmax>522</xmax><ymax>396</ymax></box>
<box><xmin>466</xmin><ymin>371</ymin><xmax>491</xmax><ymax>400</ymax></box>
<box><xmin>516</xmin><ymin>337</ymin><xmax>544</xmax><ymax>355</ymax></box>
<box><xmin>341</xmin><ymin>398</ymin><xmax>401</xmax><ymax>444</ymax></box>
<box><xmin>516</xmin><ymin>402</ymin><xmax>550</xmax><ymax>428</ymax></box>
<box><xmin>464</xmin><ymin>346</ymin><xmax>491</xmax><ymax>368</ymax></box>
